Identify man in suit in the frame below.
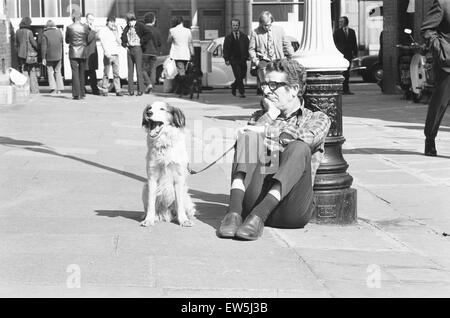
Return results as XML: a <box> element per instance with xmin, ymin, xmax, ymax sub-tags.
<box><xmin>167</xmin><ymin>16</ymin><xmax>194</xmax><ymax>96</ymax></box>
<box><xmin>84</xmin><ymin>13</ymin><xmax>100</xmax><ymax>95</ymax></box>
<box><xmin>142</xmin><ymin>12</ymin><xmax>162</xmax><ymax>94</ymax></box>
<box><xmin>65</xmin><ymin>11</ymin><xmax>92</xmax><ymax>100</ymax></box>
<box><xmin>421</xmin><ymin>0</ymin><xmax>450</xmax><ymax>156</ymax></box>
<box><xmin>223</xmin><ymin>19</ymin><xmax>250</xmax><ymax>98</ymax></box>
<box><xmin>333</xmin><ymin>16</ymin><xmax>358</xmax><ymax>95</ymax></box>
<box><xmin>249</xmin><ymin>11</ymin><xmax>294</xmax><ymax>94</ymax></box>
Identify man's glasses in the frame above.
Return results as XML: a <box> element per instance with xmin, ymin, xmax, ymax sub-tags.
<box><xmin>261</xmin><ymin>81</ymin><xmax>288</xmax><ymax>92</ymax></box>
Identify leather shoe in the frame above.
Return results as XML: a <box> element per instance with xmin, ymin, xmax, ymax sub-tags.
<box><xmin>231</xmin><ymin>87</ymin><xmax>236</xmax><ymax>96</ymax></box>
<box><xmin>235</xmin><ymin>214</ymin><xmax>264</xmax><ymax>241</ymax></box>
<box><xmin>137</xmin><ymin>91</ymin><xmax>144</xmax><ymax>96</ymax></box>
<box><xmin>217</xmin><ymin>212</ymin><xmax>242</xmax><ymax>238</ymax></box>
<box><xmin>425</xmin><ymin>138</ymin><xmax>437</xmax><ymax>156</ymax></box>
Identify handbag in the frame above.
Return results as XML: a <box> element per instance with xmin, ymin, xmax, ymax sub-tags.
<box><xmin>162</xmin><ymin>58</ymin><xmax>178</xmax><ymax>80</ymax></box>
<box><xmin>427</xmin><ymin>31</ymin><xmax>450</xmax><ymax>68</ymax></box>
<box><xmin>25</xmin><ymin>36</ymin><xmax>38</xmax><ymax>65</ymax></box>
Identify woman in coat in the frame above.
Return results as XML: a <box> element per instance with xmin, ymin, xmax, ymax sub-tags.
<box><xmin>15</xmin><ymin>17</ymin><xmax>40</xmax><ymax>94</ymax></box>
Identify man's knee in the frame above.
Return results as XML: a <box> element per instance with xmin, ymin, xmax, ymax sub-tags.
<box><xmin>283</xmin><ymin>141</ymin><xmax>311</xmax><ymax>158</ymax></box>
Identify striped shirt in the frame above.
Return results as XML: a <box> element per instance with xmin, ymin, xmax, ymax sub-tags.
<box><xmin>248</xmin><ymin>103</ymin><xmax>331</xmax><ymax>182</ymax></box>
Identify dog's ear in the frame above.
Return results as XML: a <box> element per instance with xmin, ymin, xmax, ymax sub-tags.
<box><xmin>142</xmin><ymin>105</ymin><xmax>151</xmax><ymax>128</ymax></box>
<box><xmin>168</xmin><ymin>106</ymin><xmax>186</xmax><ymax>128</ymax></box>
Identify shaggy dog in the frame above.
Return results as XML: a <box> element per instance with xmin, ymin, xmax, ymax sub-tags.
<box><xmin>140</xmin><ymin>101</ymin><xmax>195</xmax><ymax>227</ymax></box>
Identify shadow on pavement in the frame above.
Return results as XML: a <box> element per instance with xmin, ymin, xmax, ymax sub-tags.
<box><xmin>0</xmin><ymin>136</ymin><xmax>147</xmax><ymax>182</ymax></box>
<box><xmin>189</xmin><ymin>189</ymin><xmax>228</xmax><ymax>230</ymax></box>
<box><xmin>205</xmin><ymin>115</ymin><xmax>250</xmax><ymax>122</ymax></box>
<box><xmin>387</xmin><ymin>125</ymin><xmax>450</xmax><ymax>133</ymax></box>
<box><xmin>95</xmin><ymin>210</ymin><xmax>144</xmax><ymax>222</ymax></box>
<box><xmin>343</xmin><ymin>147</ymin><xmax>450</xmax><ymax>159</ymax></box>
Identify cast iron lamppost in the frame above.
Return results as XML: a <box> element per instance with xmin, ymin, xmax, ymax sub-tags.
<box><xmin>294</xmin><ymin>0</ymin><xmax>357</xmax><ymax>224</ymax></box>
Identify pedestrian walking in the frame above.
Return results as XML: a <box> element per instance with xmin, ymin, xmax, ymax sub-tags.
<box><xmin>223</xmin><ymin>19</ymin><xmax>250</xmax><ymax>98</ymax></box>
<box><xmin>217</xmin><ymin>58</ymin><xmax>330</xmax><ymax>241</ymax></box>
<box><xmin>41</xmin><ymin>20</ymin><xmax>64</xmax><ymax>94</ymax></box>
<box><xmin>98</xmin><ymin>16</ymin><xmax>123</xmax><ymax>96</ymax></box>
<box><xmin>121</xmin><ymin>12</ymin><xmax>145</xmax><ymax>96</ymax></box>
<box><xmin>333</xmin><ymin>16</ymin><xmax>358</xmax><ymax>95</ymax></box>
<box><xmin>141</xmin><ymin>12</ymin><xmax>162</xmax><ymax>94</ymax></box>
<box><xmin>65</xmin><ymin>11</ymin><xmax>92</xmax><ymax>100</ymax></box>
<box><xmin>421</xmin><ymin>0</ymin><xmax>450</xmax><ymax>156</ymax></box>
<box><xmin>15</xmin><ymin>16</ymin><xmax>40</xmax><ymax>94</ymax></box>
<box><xmin>249</xmin><ymin>11</ymin><xmax>294</xmax><ymax>95</ymax></box>
<box><xmin>167</xmin><ymin>16</ymin><xmax>194</xmax><ymax>96</ymax></box>
<box><xmin>84</xmin><ymin>13</ymin><xmax>100</xmax><ymax>95</ymax></box>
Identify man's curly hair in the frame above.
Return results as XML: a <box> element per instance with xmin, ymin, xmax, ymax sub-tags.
<box><xmin>265</xmin><ymin>59</ymin><xmax>307</xmax><ymax>96</ymax></box>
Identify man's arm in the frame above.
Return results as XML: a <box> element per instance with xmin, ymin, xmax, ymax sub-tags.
<box><xmin>248</xmin><ymin>30</ymin><xmax>258</xmax><ymax>65</ymax></box>
<box><xmin>266</xmin><ymin>111</ymin><xmax>331</xmax><ymax>149</ymax></box>
<box><xmin>351</xmin><ymin>29</ymin><xmax>358</xmax><ymax>58</ymax></box>
<box><xmin>188</xmin><ymin>31</ymin><xmax>194</xmax><ymax>57</ymax></box>
<box><xmin>281</xmin><ymin>28</ymin><xmax>294</xmax><ymax>58</ymax></box>
<box><xmin>421</xmin><ymin>0</ymin><xmax>443</xmax><ymax>41</ymax></box>
<box><xmin>223</xmin><ymin>35</ymin><xmax>231</xmax><ymax>64</ymax></box>
<box><xmin>121</xmin><ymin>27</ymin><xmax>128</xmax><ymax>48</ymax></box>
<box><xmin>167</xmin><ymin>29</ymin><xmax>173</xmax><ymax>44</ymax></box>
<box><xmin>65</xmin><ymin>28</ymin><xmax>70</xmax><ymax>44</ymax></box>
<box><xmin>41</xmin><ymin>34</ymin><xmax>48</xmax><ymax>60</ymax></box>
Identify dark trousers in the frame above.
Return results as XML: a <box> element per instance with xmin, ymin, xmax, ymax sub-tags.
<box><xmin>70</xmin><ymin>58</ymin><xmax>86</xmax><ymax>98</ymax></box>
<box><xmin>232</xmin><ymin>132</ymin><xmax>314</xmax><ymax>229</ymax></box>
<box><xmin>127</xmin><ymin>46</ymin><xmax>145</xmax><ymax>94</ymax></box>
<box><xmin>424</xmin><ymin>69</ymin><xmax>450</xmax><ymax>139</ymax></box>
<box><xmin>343</xmin><ymin>59</ymin><xmax>351</xmax><ymax>93</ymax></box>
<box><xmin>174</xmin><ymin>60</ymin><xmax>188</xmax><ymax>95</ymax></box>
<box><xmin>143</xmin><ymin>55</ymin><xmax>157</xmax><ymax>86</ymax></box>
<box><xmin>231</xmin><ymin>60</ymin><xmax>247</xmax><ymax>95</ymax></box>
<box><xmin>85</xmin><ymin>69</ymin><xmax>99</xmax><ymax>94</ymax></box>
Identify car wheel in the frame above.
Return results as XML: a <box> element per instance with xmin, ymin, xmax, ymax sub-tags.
<box><xmin>372</xmin><ymin>64</ymin><xmax>383</xmax><ymax>83</ymax></box>
<box><xmin>155</xmin><ymin>66</ymin><xmax>163</xmax><ymax>85</ymax></box>
<box><xmin>413</xmin><ymin>91</ymin><xmax>423</xmax><ymax>103</ymax></box>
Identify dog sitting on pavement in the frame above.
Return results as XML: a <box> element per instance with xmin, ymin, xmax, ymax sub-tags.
<box><xmin>140</xmin><ymin>101</ymin><xmax>196</xmax><ymax>227</ymax></box>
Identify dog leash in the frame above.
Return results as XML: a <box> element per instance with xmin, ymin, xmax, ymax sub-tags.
<box><xmin>188</xmin><ymin>143</ymin><xmax>235</xmax><ymax>175</ymax></box>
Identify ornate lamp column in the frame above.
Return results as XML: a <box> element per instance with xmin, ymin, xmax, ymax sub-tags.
<box><xmin>294</xmin><ymin>0</ymin><xmax>357</xmax><ymax>224</ymax></box>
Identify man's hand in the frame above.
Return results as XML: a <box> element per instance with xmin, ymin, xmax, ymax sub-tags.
<box><xmin>236</xmin><ymin>125</ymin><xmax>265</xmax><ymax>139</ymax></box>
<box><xmin>42</xmin><ymin>59</ymin><xmax>47</xmax><ymax>66</ymax></box>
<box><xmin>261</xmin><ymin>98</ymin><xmax>281</xmax><ymax>120</ymax></box>
<box><xmin>225</xmin><ymin>60</ymin><xmax>230</xmax><ymax>66</ymax></box>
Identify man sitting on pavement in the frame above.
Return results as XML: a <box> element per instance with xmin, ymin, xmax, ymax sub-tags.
<box><xmin>217</xmin><ymin>58</ymin><xmax>331</xmax><ymax>241</ymax></box>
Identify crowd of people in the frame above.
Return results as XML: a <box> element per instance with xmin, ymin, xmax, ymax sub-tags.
<box><xmin>14</xmin><ymin>10</ymin><xmax>164</xmax><ymax>99</ymax></box>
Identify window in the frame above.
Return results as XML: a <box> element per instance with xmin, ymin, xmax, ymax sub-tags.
<box><xmin>15</xmin><ymin>0</ymin><xmax>84</xmax><ymax>18</ymax></box>
<box><xmin>252</xmin><ymin>0</ymin><xmax>304</xmax><ymax>22</ymax></box>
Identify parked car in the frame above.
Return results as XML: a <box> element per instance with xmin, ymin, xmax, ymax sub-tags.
<box><xmin>155</xmin><ymin>35</ymin><xmax>300</xmax><ymax>88</ymax></box>
<box><xmin>350</xmin><ymin>54</ymin><xmax>382</xmax><ymax>83</ymax></box>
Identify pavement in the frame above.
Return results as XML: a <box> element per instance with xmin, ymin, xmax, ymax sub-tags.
<box><xmin>0</xmin><ymin>79</ymin><xmax>450</xmax><ymax>298</ymax></box>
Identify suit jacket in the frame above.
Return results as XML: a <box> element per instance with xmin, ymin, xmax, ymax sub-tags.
<box><xmin>85</xmin><ymin>25</ymin><xmax>98</xmax><ymax>70</ymax></box>
<box><xmin>142</xmin><ymin>24</ymin><xmax>162</xmax><ymax>56</ymax></box>
<box><xmin>333</xmin><ymin>27</ymin><xmax>358</xmax><ymax>61</ymax></box>
<box><xmin>41</xmin><ymin>27</ymin><xmax>63</xmax><ymax>61</ymax></box>
<box><xmin>223</xmin><ymin>30</ymin><xmax>250</xmax><ymax>63</ymax></box>
<box><xmin>15</xmin><ymin>27</ymin><xmax>37</xmax><ymax>60</ymax></box>
<box><xmin>248</xmin><ymin>25</ymin><xmax>294</xmax><ymax>65</ymax></box>
<box><xmin>167</xmin><ymin>24</ymin><xmax>193</xmax><ymax>61</ymax></box>
<box><xmin>65</xmin><ymin>21</ymin><xmax>91</xmax><ymax>59</ymax></box>
<box><xmin>421</xmin><ymin>0</ymin><xmax>450</xmax><ymax>72</ymax></box>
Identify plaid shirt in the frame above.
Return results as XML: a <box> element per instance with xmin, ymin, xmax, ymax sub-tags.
<box><xmin>248</xmin><ymin>104</ymin><xmax>331</xmax><ymax>182</ymax></box>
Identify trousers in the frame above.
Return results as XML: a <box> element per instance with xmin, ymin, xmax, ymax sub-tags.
<box><xmin>232</xmin><ymin>131</ymin><xmax>314</xmax><ymax>229</ymax></box>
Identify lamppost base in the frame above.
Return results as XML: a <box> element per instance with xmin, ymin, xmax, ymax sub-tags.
<box><xmin>311</xmin><ymin>188</ymin><xmax>357</xmax><ymax>225</ymax></box>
